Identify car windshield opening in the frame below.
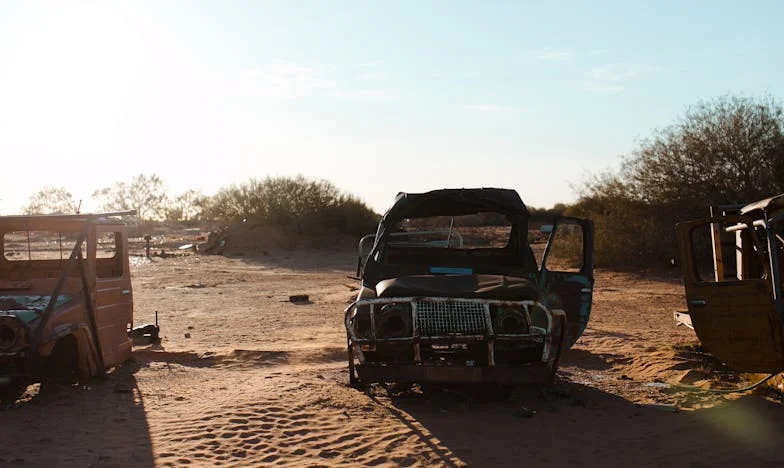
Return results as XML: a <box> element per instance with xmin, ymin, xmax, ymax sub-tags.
<box><xmin>389</xmin><ymin>212</ymin><xmax>512</xmax><ymax>249</ymax></box>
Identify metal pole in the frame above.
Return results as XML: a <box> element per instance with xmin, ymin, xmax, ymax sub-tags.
<box><xmin>765</xmin><ymin>223</ymin><xmax>784</xmax><ymax>326</ymax></box>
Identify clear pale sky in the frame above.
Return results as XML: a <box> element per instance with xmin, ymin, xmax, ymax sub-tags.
<box><xmin>1</xmin><ymin>1</ymin><xmax>782</xmax><ymax>214</ymax></box>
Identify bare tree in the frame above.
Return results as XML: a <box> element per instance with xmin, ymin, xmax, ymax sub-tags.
<box><xmin>92</xmin><ymin>174</ymin><xmax>169</xmax><ymax>221</ymax></box>
<box><xmin>165</xmin><ymin>189</ymin><xmax>208</xmax><ymax>222</ymax></box>
<box><xmin>24</xmin><ymin>187</ymin><xmax>79</xmax><ymax>214</ymax></box>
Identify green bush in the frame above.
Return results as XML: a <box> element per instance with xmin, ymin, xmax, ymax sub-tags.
<box><xmin>203</xmin><ymin>176</ymin><xmax>380</xmax><ymax>237</ymax></box>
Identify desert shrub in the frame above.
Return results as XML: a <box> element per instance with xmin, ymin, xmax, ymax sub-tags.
<box><xmin>92</xmin><ymin>174</ymin><xmax>169</xmax><ymax>221</ymax></box>
<box><xmin>165</xmin><ymin>189</ymin><xmax>209</xmax><ymax>223</ymax></box>
<box><xmin>23</xmin><ymin>187</ymin><xmax>79</xmax><ymax>214</ymax></box>
<box><xmin>574</xmin><ymin>94</ymin><xmax>784</xmax><ymax>267</ymax></box>
<box><xmin>203</xmin><ymin>176</ymin><xmax>379</xmax><ymax>237</ymax></box>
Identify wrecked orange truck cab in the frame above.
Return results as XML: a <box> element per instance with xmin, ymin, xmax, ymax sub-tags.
<box><xmin>345</xmin><ymin>188</ymin><xmax>595</xmax><ymax>386</ymax></box>
<box><xmin>676</xmin><ymin>194</ymin><xmax>784</xmax><ymax>373</ymax></box>
<box><xmin>0</xmin><ymin>212</ymin><xmax>137</xmax><ymax>403</ymax></box>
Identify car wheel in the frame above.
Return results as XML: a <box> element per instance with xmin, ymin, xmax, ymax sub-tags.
<box><xmin>45</xmin><ymin>336</ymin><xmax>79</xmax><ymax>385</ymax></box>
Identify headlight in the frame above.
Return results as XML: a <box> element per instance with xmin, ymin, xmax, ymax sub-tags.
<box><xmin>377</xmin><ymin>303</ymin><xmax>412</xmax><ymax>338</ymax></box>
<box><xmin>352</xmin><ymin>306</ymin><xmax>372</xmax><ymax>339</ymax></box>
<box><xmin>491</xmin><ymin>305</ymin><xmax>529</xmax><ymax>334</ymax></box>
<box><xmin>0</xmin><ymin>318</ymin><xmax>20</xmax><ymax>350</ymax></box>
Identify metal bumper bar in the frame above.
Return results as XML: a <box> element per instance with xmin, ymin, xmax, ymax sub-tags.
<box><xmin>345</xmin><ymin>297</ymin><xmax>563</xmax><ymax>367</ymax></box>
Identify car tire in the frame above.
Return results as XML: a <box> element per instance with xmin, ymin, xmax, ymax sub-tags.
<box><xmin>44</xmin><ymin>336</ymin><xmax>79</xmax><ymax>385</ymax></box>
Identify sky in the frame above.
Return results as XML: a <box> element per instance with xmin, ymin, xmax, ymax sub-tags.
<box><xmin>1</xmin><ymin>0</ymin><xmax>783</xmax><ymax>214</ymax></box>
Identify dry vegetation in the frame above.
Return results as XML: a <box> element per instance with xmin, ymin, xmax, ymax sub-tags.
<box><xmin>567</xmin><ymin>94</ymin><xmax>784</xmax><ymax>267</ymax></box>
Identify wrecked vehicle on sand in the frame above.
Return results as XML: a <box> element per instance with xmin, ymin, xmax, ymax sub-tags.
<box><xmin>0</xmin><ymin>211</ymin><xmax>144</xmax><ymax>403</ymax></box>
<box><xmin>345</xmin><ymin>188</ymin><xmax>594</xmax><ymax>386</ymax></box>
<box><xmin>676</xmin><ymin>194</ymin><xmax>784</xmax><ymax>373</ymax></box>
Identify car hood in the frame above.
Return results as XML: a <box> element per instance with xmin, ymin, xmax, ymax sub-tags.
<box><xmin>375</xmin><ymin>274</ymin><xmax>539</xmax><ymax>300</ymax></box>
<box><xmin>0</xmin><ymin>295</ymin><xmax>72</xmax><ymax>324</ymax></box>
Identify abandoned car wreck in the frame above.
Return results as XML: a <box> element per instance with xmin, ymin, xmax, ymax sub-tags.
<box><xmin>345</xmin><ymin>188</ymin><xmax>594</xmax><ymax>386</ymax></box>
<box><xmin>676</xmin><ymin>193</ymin><xmax>784</xmax><ymax>373</ymax></box>
<box><xmin>0</xmin><ymin>211</ymin><xmax>144</xmax><ymax>403</ymax></box>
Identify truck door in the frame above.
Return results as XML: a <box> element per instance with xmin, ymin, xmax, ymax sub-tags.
<box><xmin>92</xmin><ymin>227</ymin><xmax>133</xmax><ymax>366</ymax></box>
<box><xmin>536</xmin><ymin>217</ymin><xmax>595</xmax><ymax>348</ymax></box>
<box><xmin>677</xmin><ymin>216</ymin><xmax>784</xmax><ymax>372</ymax></box>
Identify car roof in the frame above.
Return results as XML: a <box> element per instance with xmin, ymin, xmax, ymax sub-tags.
<box><xmin>0</xmin><ymin>211</ymin><xmax>136</xmax><ymax>227</ymax></box>
<box><xmin>740</xmin><ymin>193</ymin><xmax>784</xmax><ymax>215</ymax></box>
<box><xmin>381</xmin><ymin>188</ymin><xmax>529</xmax><ymax>224</ymax></box>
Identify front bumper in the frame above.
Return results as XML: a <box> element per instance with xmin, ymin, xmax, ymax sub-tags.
<box><xmin>345</xmin><ymin>297</ymin><xmax>567</xmax><ymax>384</ymax></box>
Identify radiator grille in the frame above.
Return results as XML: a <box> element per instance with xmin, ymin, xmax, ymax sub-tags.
<box><xmin>415</xmin><ymin>300</ymin><xmax>487</xmax><ymax>336</ymax></box>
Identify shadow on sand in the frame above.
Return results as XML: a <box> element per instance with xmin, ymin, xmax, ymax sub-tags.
<box><xmin>0</xmin><ymin>361</ymin><xmax>154</xmax><ymax>467</ymax></box>
<box><xmin>373</xmin><ymin>379</ymin><xmax>784</xmax><ymax>467</ymax></box>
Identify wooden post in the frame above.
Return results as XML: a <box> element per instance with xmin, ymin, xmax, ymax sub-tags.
<box><xmin>709</xmin><ymin>206</ymin><xmax>724</xmax><ymax>282</ymax></box>
<box><xmin>144</xmin><ymin>235</ymin><xmax>151</xmax><ymax>259</ymax></box>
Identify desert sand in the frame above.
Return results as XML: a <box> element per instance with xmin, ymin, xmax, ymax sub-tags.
<box><xmin>3</xmin><ymin>248</ymin><xmax>784</xmax><ymax>467</ymax></box>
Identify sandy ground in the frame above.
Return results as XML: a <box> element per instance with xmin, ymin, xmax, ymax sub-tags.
<box><xmin>3</xmin><ymin>249</ymin><xmax>784</xmax><ymax>467</ymax></box>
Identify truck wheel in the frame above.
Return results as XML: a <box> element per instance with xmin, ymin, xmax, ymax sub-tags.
<box><xmin>45</xmin><ymin>336</ymin><xmax>79</xmax><ymax>385</ymax></box>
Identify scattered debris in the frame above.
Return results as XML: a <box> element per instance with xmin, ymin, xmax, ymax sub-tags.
<box><xmin>202</xmin><ymin>227</ymin><xmax>230</xmax><ymax>255</ymax></box>
<box><xmin>130</xmin><ymin>324</ymin><xmax>161</xmax><ymax>345</ymax></box>
<box><xmin>154</xmin><ymin>250</ymin><xmax>188</xmax><ymax>259</ymax></box>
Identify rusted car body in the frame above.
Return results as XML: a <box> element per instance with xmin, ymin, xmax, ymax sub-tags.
<box><xmin>0</xmin><ymin>212</ymin><xmax>136</xmax><ymax>402</ymax></box>
<box><xmin>345</xmin><ymin>188</ymin><xmax>594</xmax><ymax>386</ymax></box>
<box><xmin>676</xmin><ymin>194</ymin><xmax>784</xmax><ymax>373</ymax></box>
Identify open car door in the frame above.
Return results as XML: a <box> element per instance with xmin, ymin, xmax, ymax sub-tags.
<box><xmin>91</xmin><ymin>226</ymin><xmax>133</xmax><ymax>367</ymax></box>
<box><xmin>534</xmin><ymin>216</ymin><xmax>595</xmax><ymax>348</ymax></box>
<box><xmin>677</xmin><ymin>215</ymin><xmax>784</xmax><ymax>373</ymax></box>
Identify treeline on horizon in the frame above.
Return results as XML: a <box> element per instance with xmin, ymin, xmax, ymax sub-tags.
<box><xmin>18</xmin><ymin>93</ymin><xmax>784</xmax><ymax>268</ymax></box>
<box><xmin>21</xmin><ymin>174</ymin><xmax>381</xmax><ymax>238</ymax></box>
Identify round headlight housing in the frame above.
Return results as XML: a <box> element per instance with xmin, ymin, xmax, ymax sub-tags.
<box><xmin>352</xmin><ymin>306</ymin><xmax>373</xmax><ymax>339</ymax></box>
<box><xmin>0</xmin><ymin>317</ymin><xmax>21</xmax><ymax>350</ymax></box>
<box><xmin>492</xmin><ymin>306</ymin><xmax>529</xmax><ymax>335</ymax></box>
<box><xmin>377</xmin><ymin>303</ymin><xmax>412</xmax><ymax>338</ymax></box>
